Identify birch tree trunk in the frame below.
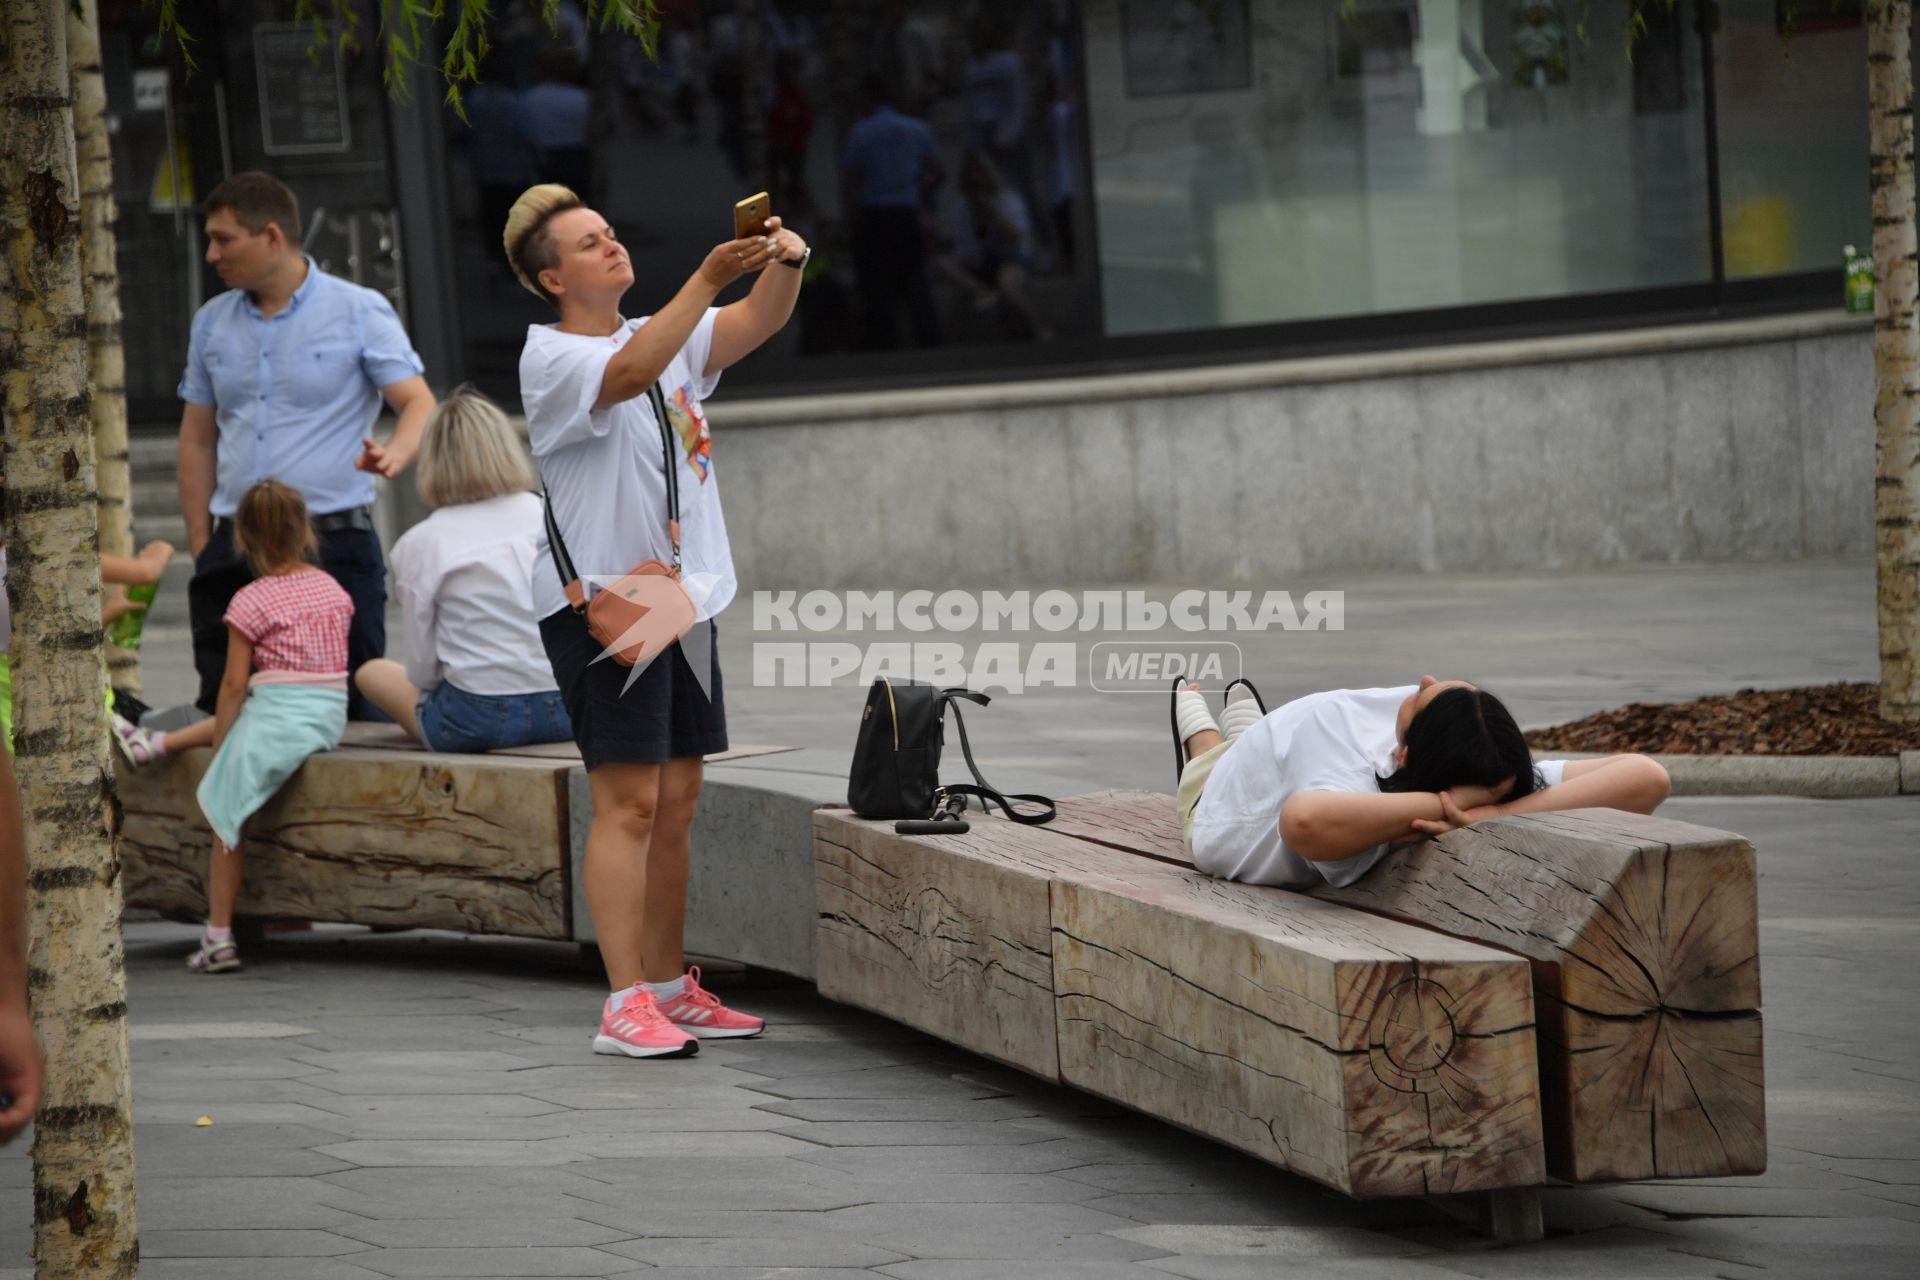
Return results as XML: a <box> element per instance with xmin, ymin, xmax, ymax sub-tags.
<box><xmin>0</xmin><ymin>1</ymin><xmax>142</xmax><ymax>1274</ymax></box>
<box><xmin>68</xmin><ymin>0</ymin><xmax>141</xmax><ymax>697</ymax></box>
<box><xmin>1869</xmin><ymin>0</ymin><xmax>1920</xmax><ymax>722</ymax></box>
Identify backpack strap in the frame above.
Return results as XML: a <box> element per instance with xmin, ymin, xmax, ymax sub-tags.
<box><xmin>937</xmin><ymin>689</ymin><xmax>1057</xmax><ymax>826</ymax></box>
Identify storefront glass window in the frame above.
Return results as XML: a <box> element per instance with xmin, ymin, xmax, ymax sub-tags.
<box><xmin>102</xmin><ymin>1</ymin><xmax>1882</xmax><ymax>417</ymax></box>
<box><xmin>447</xmin><ymin>0</ymin><xmax>1100</xmax><ymax>402</ymax></box>
<box><xmin>102</xmin><ymin>1</ymin><xmax>404</xmax><ymax>420</ymax></box>
<box><xmin>1713</xmin><ymin>0</ymin><xmax>1870</xmax><ymax>279</ymax></box>
<box><xmin>1082</xmin><ymin>0</ymin><xmax>1713</xmax><ymax>336</ymax></box>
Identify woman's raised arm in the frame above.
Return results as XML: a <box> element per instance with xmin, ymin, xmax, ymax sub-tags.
<box><xmin>595</xmin><ymin>236</ymin><xmax>773</xmax><ymax>410</ymax></box>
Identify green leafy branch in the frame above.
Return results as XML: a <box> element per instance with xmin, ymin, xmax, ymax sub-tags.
<box><xmin>147</xmin><ymin>0</ymin><xmax>661</xmax><ymax>116</ymax></box>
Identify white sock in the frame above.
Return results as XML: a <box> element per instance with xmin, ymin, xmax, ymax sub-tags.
<box><xmin>644</xmin><ymin>976</ymin><xmax>687</xmax><ymax>1001</ymax></box>
<box><xmin>1221</xmin><ymin>688</ymin><xmax>1264</xmax><ymax>742</ymax></box>
<box><xmin>1174</xmin><ymin>688</ymin><xmax>1219</xmax><ymax>747</ymax></box>
<box><xmin>607</xmin><ymin>983</ymin><xmax>643</xmax><ymax>1011</ymax></box>
<box><xmin>205</xmin><ymin>924</ymin><xmax>232</xmax><ymax>943</ymax></box>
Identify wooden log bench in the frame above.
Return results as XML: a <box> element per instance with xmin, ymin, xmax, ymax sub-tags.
<box><xmin>1037</xmin><ymin>790</ymin><xmax>1767</xmax><ymax>1184</ymax></box>
<box><xmin>116</xmin><ymin>730</ymin><xmax>581</xmax><ymax>938</ymax></box>
<box><xmin>814</xmin><ymin>809</ymin><xmax>1548</xmax><ymax>1203</ymax></box>
<box><xmin>114</xmin><ymin>723</ymin><xmax>797</xmax><ymax>943</ymax></box>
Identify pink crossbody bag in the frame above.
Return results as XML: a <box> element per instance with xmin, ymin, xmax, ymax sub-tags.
<box><xmin>541</xmin><ymin>381</ymin><xmax>698</xmax><ymax>669</ymax></box>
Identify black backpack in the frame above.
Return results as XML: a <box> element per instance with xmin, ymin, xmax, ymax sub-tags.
<box><xmin>847</xmin><ymin>679</ymin><xmax>1055</xmax><ymax>825</ymax></box>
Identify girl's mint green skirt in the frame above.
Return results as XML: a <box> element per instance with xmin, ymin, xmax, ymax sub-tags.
<box><xmin>196</xmin><ymin>684</ymin><xmax>346</xmax><ymax>846</ymax></box>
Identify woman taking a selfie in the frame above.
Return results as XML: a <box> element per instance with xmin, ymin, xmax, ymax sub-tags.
<box><xmin>503</xmin><ymin>183</ymin><xmax>807</xmax><ymax>1059</ymax></box>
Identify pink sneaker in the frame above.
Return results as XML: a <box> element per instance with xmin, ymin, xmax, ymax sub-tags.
<box><xmin>655</xmin><ymin>966</ymin><xmax>766</xmax><ymax>1039</ymax></box>
<box><xmin>592</xmin><ymin>988</ymin><xmax>698</xmax><ymax>1059</ymax></box>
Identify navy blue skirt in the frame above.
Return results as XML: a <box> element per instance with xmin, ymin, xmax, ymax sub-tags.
<box><xmin>538</xmin><ymin>608</ymin><xmax>727</xmax><ymax>770</ymax></box>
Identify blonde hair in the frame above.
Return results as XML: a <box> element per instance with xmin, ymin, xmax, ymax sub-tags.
<box><xmin>502</xmin><ymin>183</ymin><xmax>582</xmax><ymax>306</ymax></box>
<box><xmin>415</xmin><ymin>386</ymin><xmax>539</xmax><ymax>509</ymax></box>
<box><xmin>234</xmin><ymin>479</ymin><xmax>318</xmax><ymax>576</ymax></box>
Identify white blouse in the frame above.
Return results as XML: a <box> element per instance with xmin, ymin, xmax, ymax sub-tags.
<box><xmin>389</xmin><ymin>491</ymin><xmax>560</xmax><ymax>696</ymax></box>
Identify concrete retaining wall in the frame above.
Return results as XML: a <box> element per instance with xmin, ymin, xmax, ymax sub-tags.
<box><xmin>704</xmin><ymin>312</ymin><xmax>1872</xmax><ymax>589</ymax></box>
<box><xmin>568</xmin><ymin>759</ymin><xmax>841</xmax><ymax>979</ymax></box>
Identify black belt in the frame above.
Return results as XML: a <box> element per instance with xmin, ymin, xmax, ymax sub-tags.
<box><xmin>214</xmin><ymin>505</ymin><xmax>374</xmax><ymax>537</ymax></box>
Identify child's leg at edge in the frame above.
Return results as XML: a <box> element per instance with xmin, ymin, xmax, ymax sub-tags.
<box><xmin>207</xmin><ymin>833</ymin><xmax>243</xmax><ymax>930</ymax></box>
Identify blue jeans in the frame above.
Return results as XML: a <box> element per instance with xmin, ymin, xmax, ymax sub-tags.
<box><xmin>415</xmin><ymin>683</ymin><xmax>572</xmax><ymax>754</ymax></box>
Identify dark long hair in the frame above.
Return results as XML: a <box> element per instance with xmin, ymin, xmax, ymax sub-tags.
<box><xmin>1377</xmin><ymin>685</ymin><xmax>1542</xmax><ymax>801</ymax></box>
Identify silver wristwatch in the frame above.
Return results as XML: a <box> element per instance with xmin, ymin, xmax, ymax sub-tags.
<box><xmin>778</xmin><ymin>245</ymin><xmax>812</xmax><ymax>271</ymax></box>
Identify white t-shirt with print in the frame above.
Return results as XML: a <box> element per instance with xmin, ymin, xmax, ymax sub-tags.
<box><xmin>1189</xmin><ymin>685</ymin><xmax>1570</xmax><ymax>890</ymax></box>
<box><xmin>519</xmin><ymin>309</ymin><xmax>733</xmax><ymax>624</ymax></box>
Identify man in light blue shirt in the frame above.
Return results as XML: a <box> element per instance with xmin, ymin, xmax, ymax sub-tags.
<box><xmin>177</xmin><ymin>171</ymin><xmax>436</xmax><ymax>719</ymax></box>
<box><xmin>840</xmin><ymin>76</ymin><xmax>942</xmax><ymax>349</ymax></box>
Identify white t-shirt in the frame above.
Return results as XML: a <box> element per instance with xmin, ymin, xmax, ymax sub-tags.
<box><xmin>1190</xmin><ymin>685</ymin><xmax>1569</xmax><ymax>890</ymax></box>
<box><xmin>519</xmin><ymin>309</ymin><xmax>733</xmax><ymax>625</ymax></box>
<box><xmin>389</xmin><ymin>491</ymin><xmax>559</xmax><ymax>697</ymax></box>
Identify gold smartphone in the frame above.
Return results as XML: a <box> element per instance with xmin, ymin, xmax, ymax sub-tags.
<box><xmin>733</xmin><ymin>191</ymin><xmax>771</xmax><ymax>240</ymax></box>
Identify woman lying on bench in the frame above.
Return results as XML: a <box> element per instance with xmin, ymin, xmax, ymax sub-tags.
<box><xmin>1172</xmin><ymin>676</ymin><xmax>1670</xmax><ymax>889</ymax></box>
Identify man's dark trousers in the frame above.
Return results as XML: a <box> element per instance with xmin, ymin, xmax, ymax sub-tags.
<box><xmin>189</xmin><ymin>520</ymin><xmax>388</xmax><ymax>720</ymax></box>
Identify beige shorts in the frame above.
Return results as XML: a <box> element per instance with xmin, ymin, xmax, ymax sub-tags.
<box><xmin>1177</xmin><ymin>737</ymin><xmax>1236</xmax><ymax>853</ymax></box>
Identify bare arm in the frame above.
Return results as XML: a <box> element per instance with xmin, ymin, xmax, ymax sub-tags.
<box><xmin>178</xmin><ymin>402</ymin><xmax>218</xmax><ymax>558</ymax></box>
<box><xmin>706</xmin><ymin>218</ymin><xmax>808</xmax><ymax>375</ymax></box>
<box><xmin>595</xmin><ymin>237</ymin><xmax>772</xmax><ymax>411</ymax></box>
<box><xmin>1279</xmin><ymin>780</ymin><xmax>1511</xmax><ymax>863</ymax></box>
<box><xmin>0</xmin><ymin>747</ymin><xmax>41</xmax><ymax>1142</ymax></box>
<box><xmin>356</xmin><ymin>376</ymin><xmax>438</xmax><ymax>479</ymax></box>
<box><xmin>1409</xmin><ymin>755</ymin><xmax>1671</xmax><ymax>838</ymax></box>
<box><xmin>1500</xmin><ymin>754</ymin><xmax>1670</xmax><ymax>817</ymax></box>
<box><xmin>100</xmin><ymin>540</ymin><xmax>176</xmax><ymax>586</ymax></box>
<box><xmin>211</xmin><ymin>627</ymin><xmax>254</xmax><ymax>753</ymax></box>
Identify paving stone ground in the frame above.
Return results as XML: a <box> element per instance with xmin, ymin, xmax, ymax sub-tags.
<box><xmin>10</xmin><ymin>556</ymin><xmax>1907</xmax><ymax>1275</ymax></box>
<box><xmin>0</xmin><ymin>794</ymin><xmax>1912</xmax><ymax>1279</ymax></box>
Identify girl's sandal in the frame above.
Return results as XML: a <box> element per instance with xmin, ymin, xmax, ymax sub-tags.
<box><xmin>187</xmin><ymin>934</ymin><xmax>241</xmax><ymax>974</ymax></box>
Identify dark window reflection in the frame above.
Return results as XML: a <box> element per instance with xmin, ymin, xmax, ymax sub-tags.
<box><xmin>447</xmin><ymin>0</ymin><xmax>1096</xmax><ymax>403</ymax></box>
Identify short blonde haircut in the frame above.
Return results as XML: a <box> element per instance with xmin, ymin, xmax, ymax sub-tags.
<box><xmin>415</xmin><ymin>386</ymin><xmax>539</xmax><ymax>510</ymax></box>
<box><xmin>502</xmin><ymin>182</ymin><xmax>582</xmax><ymax>305</ymax></box>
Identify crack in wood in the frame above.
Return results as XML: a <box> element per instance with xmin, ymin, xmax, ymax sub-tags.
<box><xmin>1053</xmin><ymin>925</ymin><xmax>1352</xmax><ymax>1056</ymax></box>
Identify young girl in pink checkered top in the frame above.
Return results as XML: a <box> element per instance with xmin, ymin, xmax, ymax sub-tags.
<box><xmin>188</xmin><ymin>480</ymin><xmax>354</xmax><ymax>974</ymax></box>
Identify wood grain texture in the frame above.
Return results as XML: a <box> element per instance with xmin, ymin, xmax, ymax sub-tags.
<box><xmin>1052</xmin><ymin>870</ymin><xmax>1543</xmax><ymax>1197</ymax></box>
<box><xmin>1041</xmin><ymin>790</ymin><xmax>1766</xmax><ymax>1183</ymax></box>
<box><xmin>814</xmin><ymin>809</ymin><xmax>1139</xmax><ymax>1079</ymax></box>
<box><xmin>813</xmin><ymin>809</ymin><xmax>1545</xmax><ymax>1197</ymax></box>
<box><xmin>117</xmin><ymin>746</ymin><xmax>573</xmax><ymax>939</ymax></box>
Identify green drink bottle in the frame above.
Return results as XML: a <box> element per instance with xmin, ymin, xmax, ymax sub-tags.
<box><xmin>1845</xmin><ymin>245</ymin><xmax>1875</xmax><ymax>315</ymax></box>
<box><xmin>109</xmin><ymin>581</ymin><xmax>159</xmax><ymax>649</ymax></box>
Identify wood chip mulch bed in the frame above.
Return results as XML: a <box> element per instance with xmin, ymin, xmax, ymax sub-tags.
<box><xmin>1523</xmin><ymin>683</ymin><xmax>1920</xmax><ymax>757</ymax></box>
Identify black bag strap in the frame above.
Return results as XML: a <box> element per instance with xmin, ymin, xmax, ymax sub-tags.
<box><xmin>937</xmin><ymin>689</ymin><xmax>1056</xmax><ymax>825</ymax></box>
<box><xmin>647</xmin><ymin>381</ymin><xmax>682</xmax><ymax>573</ymax></box>
<box><xmin>542</xmin><ymin>486</ymin><xmax>580</xmax><ymax>600</ymax></box>
<box><xmin>541</xmin><ymin>376</ymin><xmax>683</xmax><ymax>605</ymax></box>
